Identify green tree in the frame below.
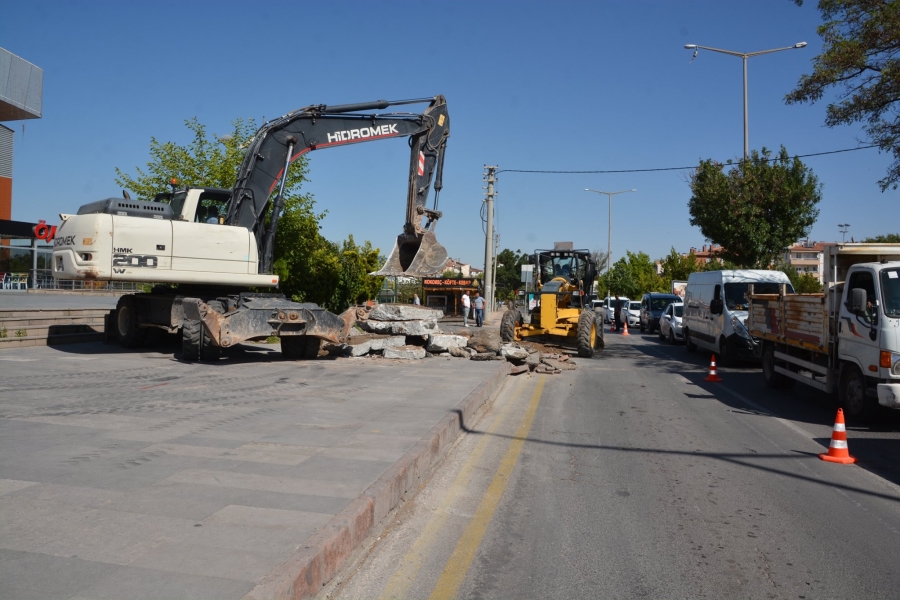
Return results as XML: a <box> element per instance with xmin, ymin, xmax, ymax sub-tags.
<box><xmin>658</xmin><ymin>247</ymin><xmax>702</xmax><ymax>283</ymax></box>
<box><xmin>776</xmin><ymin>260</ymin><xmax>824</xmax><ymax>293</ymax></box>
<box><xmin>598</xmin><ymin>251</ymin><xmax>666</xmax><ymax>298</ymax></box>
<box><xmin>786</xmin><ymin>0</ymin><xmax>900</xmax><ymax>190</ymax></box>
<box><xmin>862</xmin><ymin>233</ymin><xmax>900</xmax><ymax>242</ymax></box>
<box><xmin>688</xmin><ymin>146</ymin><xmax>822</xmax><ymax>268</ymax></box>
<box><xmin>115</xmin><ymin>117</ymin><xmax>277</xmax><ymax>196</ymax></box>
<box><xmin>494</xmin><ymin>249</ymin><xmax>529</xmax><ymax>301</ymax></box>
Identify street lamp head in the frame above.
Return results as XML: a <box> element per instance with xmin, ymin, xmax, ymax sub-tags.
<box><xmin>684</xmin><ymin>44</ymin><xmax>697</xmax><ymax>49</ymax></box>
<box><xmin>794</xmin><ymin>42</ymin><xmax>807</xmax><ymax>49</ymax></box>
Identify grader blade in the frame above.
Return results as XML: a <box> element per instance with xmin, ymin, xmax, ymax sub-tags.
<box><xmin>371</xmin><ymin>231</ymin><xmax>448</xmax><ymax>277</ymax></box>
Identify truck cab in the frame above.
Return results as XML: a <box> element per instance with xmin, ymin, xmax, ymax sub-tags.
<box><xmin>839</xmin><ymin>262</ymin><xmax>900</xmax><ymax>410</ymax></box>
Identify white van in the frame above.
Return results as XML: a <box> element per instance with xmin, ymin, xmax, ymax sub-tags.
<box><xmin>682</xmin><ymin>270</ymin><xmax>793</xmax><ymax>364</ymax></box>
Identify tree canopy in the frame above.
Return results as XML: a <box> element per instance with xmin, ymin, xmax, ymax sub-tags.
<box><xmin>862</xmin><ymin>232</ymin><xmax>900</xmax><ymax>242</ymax></box>
<box><xmin>786</xmin><ymin>0</ymin><xmax>900</xmax><ymax>190</ymax></box>
<box><xmin>116</xmin><ymin>117</ymin><xmax>384</xmax><ymax>312</ymax></box>
<box><xmin>494</xmin><ymin>249</ymin><xmax>530</xmax><ymax>301</ymax></box>
<box><xmin>598</xmin><ymin>251</ymin><xmax>667</xmax><ymax>299</ymax></box>
<box><xmin>688</xmin><ymin>146</ymin><xmax>822</xmax><ymax>268</ymax></box>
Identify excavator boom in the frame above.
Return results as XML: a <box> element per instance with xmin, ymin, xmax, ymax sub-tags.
<box><xmin>225</xmin><ymin>96</ymin><xmax>450</xmax><ymax>277</ymax></box>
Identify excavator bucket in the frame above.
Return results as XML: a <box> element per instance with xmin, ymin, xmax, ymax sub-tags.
<box><xmin>371</xmin><ymin>231</ymin><xmax>448</xmax><ymax>277</ymax></box>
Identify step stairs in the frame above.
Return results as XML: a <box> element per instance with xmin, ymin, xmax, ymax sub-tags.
<box><xmin>0</xmin><ymin>308</ymin><xmax>112</xmax><ymax>349</ymax></box>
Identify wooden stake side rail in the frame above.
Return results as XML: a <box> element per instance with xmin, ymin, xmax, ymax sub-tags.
<box><xmin>748</xmin><ymin>292</ymin><xmax>830</xmax><ymax>353</ymax></box>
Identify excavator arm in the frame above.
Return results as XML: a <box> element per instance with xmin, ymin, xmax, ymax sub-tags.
<box><xmin>224</xmin><ymin>96</ymin><xmax>450</xmax><ymax>277</ymax></box>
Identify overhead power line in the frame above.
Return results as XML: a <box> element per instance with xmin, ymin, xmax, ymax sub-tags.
<box><xmin>496</xmin><ymin>145</ymin><xmax>880</xmax><ymax>175</ymax></box>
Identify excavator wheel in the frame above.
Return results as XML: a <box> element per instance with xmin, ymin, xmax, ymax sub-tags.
<box><xmin>199</xmin><ymin>301</ymin><xmax>224</xmax><ymax>361</ymax></box>
<box><xmin>500</xmin><ymin>310</ymin><xmax>519</xmax><ymax>343</ymax></box>
<box><xmin>181</xmin><ymin>318</ymin><xmax>201</xmax><ymax>361</ymax></box>
<box><xmin>576</xmin><ymin>309</ymin><xmax>601</xmax><ymax>358</ymax></box>
<box><xmin>282</xmin><ymin>335</ymin><xmax>319</xmax><ymax>360</ymax></box>
<box><xmin>116</xmin><ymin>295</ymin><xmax>147</xmax><ymax>349</ymax></box>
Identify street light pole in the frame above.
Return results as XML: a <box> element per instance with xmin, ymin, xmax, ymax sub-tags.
<box><xmin>684</xmin><ymin>41</ymin><xmax>807</xmax><ymax>159</ymax></box>
<box><xmin>584</xmin><ymin>189</ymin><xmax>636</xmax><ymax>300</ymax></box>
<box><xmin>838</xmin><ymin>223</ymin><xmax>851</xmax><ymax>244</ymax></box>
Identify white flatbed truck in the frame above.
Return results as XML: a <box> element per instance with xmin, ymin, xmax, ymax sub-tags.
<box><xmin>748</xmin><ymin>244</ymin><xmax>900</xmax><ymax>420</ymax></box>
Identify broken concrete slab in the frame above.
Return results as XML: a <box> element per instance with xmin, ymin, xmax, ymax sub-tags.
<box><xmin>471</xmin><ymin>352</ymin><xmax>503</xmax><ymax>361</ymax></box>
<box><xmin>467</xmin><ymin>329</ymin><xmax>501</xmax><ymax>354</ymax></box>
<box><xmin>448</xmin><ymin>346</ymin><xmax>472</xmax><ymax>359</ymax></box>
<box><xmin>509</xmin><ymin>364</ymin><xmax>530</xmax><ymax>375</ymax></box>
<box><xmin>358</xmin><ymin>319</ymin><xmax>441</xmax><ymax>337</ymax></box>
<box><xmin>427</xmin><ymin>334</ymin><xmax>468</xmax><ymax>353</ymax></box>
<box><xmin>383</xmin><ymin>345</ymin><xmax>427</xmax><ymax>360</ymax></box>
<box><xmin>526</xmin><ymin>352</ymin><xmax>542</xmax><ymax>369</ymax></box>
<box><xmin>348</xmin><ymin>335</ymin><xmax>406</xmax><ymax>357</ymax></box>
<box><xmin>499</xmin><ymin>344</ymin><xmax>529</xmax><ymax>362</ymax></box>
<box><xmin>368</xmin><ymin>304</ymin><xmax>444</xmax><ymax>322</ymax></box>
<box><xmin>541</xmin><ymin>357</ymin><xmax>576</xmax><ymax>371</ymax></box>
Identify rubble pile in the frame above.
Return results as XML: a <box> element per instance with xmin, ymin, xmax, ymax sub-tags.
<box><xmin>322</xmin><ymin>304</ymin><xmax>578</xmax><ymax>374</ymax></box>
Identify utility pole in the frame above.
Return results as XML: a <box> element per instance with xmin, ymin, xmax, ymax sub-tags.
<box><xmin>492</xmin><ymin>231</ymin><xmax>500</xmax><ymax>312</ymax></box>
<box><xmin>483</xmin><ymin>166</ymin><xmax>497</xmax><ymax>321</ymax></box>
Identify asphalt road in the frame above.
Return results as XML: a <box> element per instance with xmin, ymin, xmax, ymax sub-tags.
<box><xmin>329</xmin><ymin>330</ymin><xmax>900</xmax><ymax>599</ymax></box>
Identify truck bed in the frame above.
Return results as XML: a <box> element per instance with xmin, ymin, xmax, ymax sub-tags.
<box><xmin>748</xmin><ymin>293</ymin><xmax>829</xmax><ymax>353</ymax></box>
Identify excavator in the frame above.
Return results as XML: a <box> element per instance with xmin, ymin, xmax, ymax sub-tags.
<box><xmin>51</xmin><ymin>96</ymin><xmax>450</xmax><ymax>360</ymax></box>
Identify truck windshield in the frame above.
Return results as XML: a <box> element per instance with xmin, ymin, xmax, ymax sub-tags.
<box><xmin>725</xmin><ymin>282</ymin><xmax>794</xmax><ymax>310</ymax></box>
<box><xmin>881</xmin><ymin>268</ymin><xmax>900</xmax><ymax>318</ymax></box>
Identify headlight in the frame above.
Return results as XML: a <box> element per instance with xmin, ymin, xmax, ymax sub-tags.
<box><xmin>732</xmin><ymin>316</ymin><xmax>751</xmax><ymax>340</ymax></box>
<box><xmin>885</xmin><ymin>351</ymin><xmax>900</xmax><ymax>376</ymax></box>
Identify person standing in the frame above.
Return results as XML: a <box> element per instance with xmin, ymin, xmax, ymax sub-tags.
<box><xmin>614</xmin><ymin>294</ymin><xmax>624</xmax><ymax>332</ymax></box>
<box><xmin>461</xmin><ymin>291</ymin><xmax>471</xmax><ymax>327</ymax></box>
<box><xmin>413</xmin><ymin>293</ymin><xmax>421</xmax><ymax>305</ymax></box>
<box><xmin>473</xmin><ymin>291</ymin><xmax>486</xmax><ymax>327</ymax></box>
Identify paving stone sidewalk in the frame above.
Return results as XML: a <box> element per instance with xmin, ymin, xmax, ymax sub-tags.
<box><xmin>0</xmin><ymin>341</ymin><xmax>508</xmax><ymax>600</ymax></box>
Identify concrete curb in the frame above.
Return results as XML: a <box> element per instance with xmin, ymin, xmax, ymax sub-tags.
<box><xmin>242</xmin><ymin>360</ymin><xmax>511</xmax><ymax>600</ymax></box>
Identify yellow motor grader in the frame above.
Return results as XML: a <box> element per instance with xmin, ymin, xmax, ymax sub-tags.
<box><xmin>500</xmin><ymin>245</ymin><xmax>604</xmax><ymax>358</ymax></box>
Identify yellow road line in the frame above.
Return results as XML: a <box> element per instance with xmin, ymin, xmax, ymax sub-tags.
<box><xmin>428</xmin><ymin>376</ymin><xmax>546</xmax><ymax>600</ymax></box>
<box><xmin>378</xmin><ymin>376</ymin><xmax>530</xmax><ymax>600</ymax></box>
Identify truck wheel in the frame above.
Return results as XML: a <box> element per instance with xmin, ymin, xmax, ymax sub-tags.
<box><xmin>115</xmin><ymin>295</ymin><xmax>147</xmax><ymax>349</ymax></box>
<box><xmin>199</xmin><ymin>301</ymin><xmax>223</xmax><ymax>361</ymax></box>
<box><xmin>762</xmin><ymin>345</ymin><xmax>785</xmax><ymax>389</ymax></box>
<box><xmin>577</xmin><ymin>310</ymin><xmax>599</xmax><ymax>358</ymax></box>
<box><xmin>839</xmin><ymin>365</ymin><xmax>877</xmax><ymax>422</ymax></box>
<box><xmin>181</xmin><ymin>318</ymin><xmax>201</xmax><ymax>361</ymax></box>
<box><xmin>500</xmin><ymin>310</ymin><xmax>518</xmax><ymax>342</ymax></box>
<box><xmin>282</xmin><ymin>335</ymin><xmax>319</xmax><ymax>360</ymax></box>
<box><xmin>684</xmin><ymin>329</ymin><xmax>697</xmax><ymax>352</ymax></box>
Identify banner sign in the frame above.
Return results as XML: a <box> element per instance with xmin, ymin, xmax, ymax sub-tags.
<box><xmin>422</xmin><ymin>278</ymin><xmax>476</xmax><ymax>288</ymax></box>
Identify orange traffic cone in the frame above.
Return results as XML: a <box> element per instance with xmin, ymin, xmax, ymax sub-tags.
<box><xmin>819</xmin><ymin>408</ymin><xmax>857</xmax><ymax>464</ymax></box>
<box><xmin>704</xmin><ymin>354</ymin><xmax>722</xmax><ymax>382</ymax></box>
<box><xmin>622</xmin><ymin>320</ymin><xmax>630</xmax><ymax>336</ymax></box>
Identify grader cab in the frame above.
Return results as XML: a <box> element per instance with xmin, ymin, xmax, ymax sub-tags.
<box><xmin>499</xmin><ymin>246</ymin><xmax>604</xmax><ymax>358</ymax></box>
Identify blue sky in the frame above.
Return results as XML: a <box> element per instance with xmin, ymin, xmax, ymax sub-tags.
<box><xmin>2</xmin><ymin>0</ymin><xmax>896</xmax><ymax>269</ymax></box>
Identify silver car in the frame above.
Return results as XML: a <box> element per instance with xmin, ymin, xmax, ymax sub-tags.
<box><xmin>658</xmin><ymin>302</ymin><xmax>684</xmax><ymax>344</ymax></box>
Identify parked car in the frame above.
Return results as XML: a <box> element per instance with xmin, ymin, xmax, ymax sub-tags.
<box><xmin>658</xmin><ymin>301</ymin><xmax>684</xmax><ymax>344</ymax></box>
<box><xmin>627</xmin><ymin>301</ymin><xmax>642</xmax><ymax>327</ymax></box>
<box><xmin>639</xmin><ymin>292</ymin><xmax>682</xmax><ymax>333</ymax></box>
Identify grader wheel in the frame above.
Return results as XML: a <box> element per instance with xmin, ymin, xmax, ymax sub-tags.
<box><xmin>576</xmin><ymin>309</ymin><xmax>602</xmax><ymax>358</ymax></box>
<box><xmin>500</xmin><ymin>310</ymin><xmax>518</xmax><ymax>342</ymax></box>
